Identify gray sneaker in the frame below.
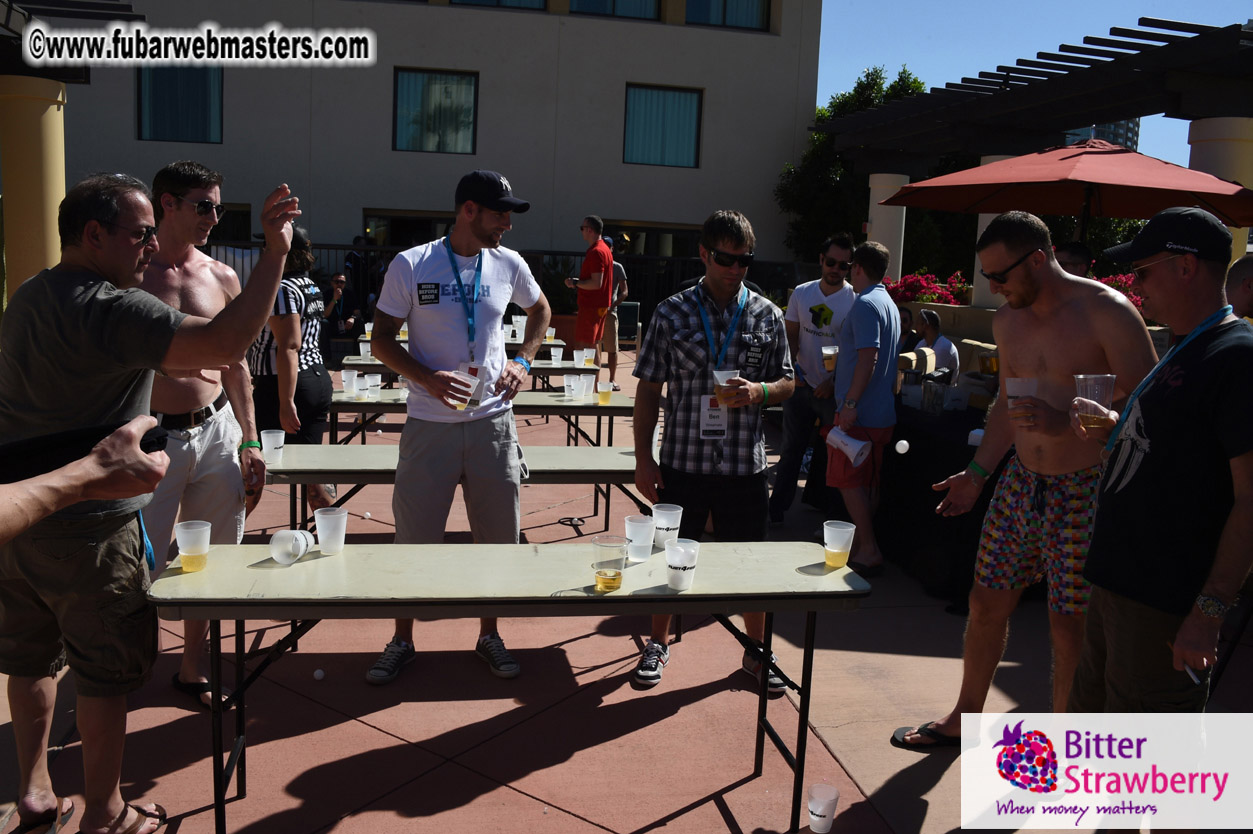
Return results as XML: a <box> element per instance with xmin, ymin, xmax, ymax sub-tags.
<box><xmin>365</xmin><ymin>637</ymin><xmax>415</xmax><ymax>685</ymax></box>
<box><xmin>475</xmin><ymin>632</ymin><xmax>520</xmax><ymax>679</ymax></box>
<box><xmin>634</xmin><ymin>640</ymin><xmax>670</xmax><ymax>686</ymax></box>
<box><xmin>742</xmin><ymin>648</ymin><xmax>786</xmax><ymax>694</ymax></box>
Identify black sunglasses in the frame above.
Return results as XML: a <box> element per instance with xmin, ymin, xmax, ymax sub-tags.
<box><xmin>823</xmin><ymin>258</ymin><xmax>852</xmax><ymax>270</ymax></box>
<box><xmin>708</xmin><ymin>247</ymin><xmax>755</xmax><ymax>269</ymax></box>
<box><xmin>102</xmin><ymin>220</ymin><xmax>158</xmax><ymax>246</ymax></box>
<box><xmin>177</xmin><ymin>194</ymin><xmax>227</xmax><ymax>219</ymax></box>
<box><xmin>980</xmin><ymin>248</ymin><xmax>1039</xmax><ymax>284</ymax></box>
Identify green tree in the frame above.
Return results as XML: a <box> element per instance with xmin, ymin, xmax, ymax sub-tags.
<box><xmin>775</xmin><ymin>65</ymin><xmax>924</xmax><ymax>259</ymax></box>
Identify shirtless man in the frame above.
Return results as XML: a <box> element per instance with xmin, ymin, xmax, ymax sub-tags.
<box><xmin>891</xmin><ymin>211</ymin><xmax>1156</xmax><ymax>751</ymax></box>
<box><xmin>140</xmin><ymin>161</ymin><xmax>265</xmax><ymax>708</ymax></box>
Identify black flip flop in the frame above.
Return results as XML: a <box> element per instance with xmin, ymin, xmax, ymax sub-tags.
<box><xmin>891</xmin><ymin>721</ymin><xmax>960</xmax><ymax>752</ymax></box>
<box><xmin>171</xmin><ymin>674</ymin><xmax>230</xmax><ymax>710</ymax></box>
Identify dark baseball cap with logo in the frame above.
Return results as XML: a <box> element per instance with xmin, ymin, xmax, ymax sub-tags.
<box><xmin>1104</xmin><ymin>207</ymin><xmax>1232</xmax><ymax>264</ymax></box>
<box><xmin>454</xmin><ymin>170</ymin><xmax>530</xmax><ymax>213</ymax></box>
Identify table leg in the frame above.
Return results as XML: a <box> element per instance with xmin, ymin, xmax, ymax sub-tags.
<box><xmin>235</xmin><ymin>622</ymin><xmax>247</xmax><ymax>796</ymax></box>
<box><xmin>209</xmin><ymin>620</ymin><xmax>226</xmax><ymax>834</ymax></box>
<box><xmin>288</xmin><ymin>485</ymin><xmax>297</xmax><ymax>530</ymax></box>
<box><xmin>789</xmin><ymin>611</ymin><xmax>818</xmax><ymax>834</ymax></box>
<box><xmin>330</xmin><ymin>412</ymin><xmax>338</xmax><ymax>444</ymax></box>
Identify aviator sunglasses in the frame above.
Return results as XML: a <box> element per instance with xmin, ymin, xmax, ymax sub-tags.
<box><xmin>177</xmin><ymin>194</ymin><xmax>227</xmax><ymax>219</ymax></box>
<box><xmin>707</xmin><ymin>247</ymin><xmax>755</xmax><ymax>268</ymax></box>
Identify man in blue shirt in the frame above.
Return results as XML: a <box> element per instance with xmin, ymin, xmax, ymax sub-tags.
<box><xmin>830</xmin><ymin>241</ymin><xmax>900</xmax><ymax>576</ymax></box>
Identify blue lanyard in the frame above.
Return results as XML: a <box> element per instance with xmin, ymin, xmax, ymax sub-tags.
<box><xmin>697</xmin><ymin>283</ymin><xmax>747</xmax><ymax>370</ymax></box>
<box><xmin>1105</xmin><ymin>305</ymin><xmax>1231</xmax><ymax>452</ymax></box>
<box><xmin>443</xmin><ymin>237</ymin><xmax>482</xmax><ymax>361</ymax></box>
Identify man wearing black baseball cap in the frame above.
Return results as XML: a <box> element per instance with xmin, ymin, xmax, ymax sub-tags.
<box><xmin>365</xmin><ymin>170</ymin><xmax>549</xmax><ymax>686</ymax></box>
<box><xmin>1069</xmin><ymin>206</ymin><xmax>1253</xmax><ymax>712</ymax></box>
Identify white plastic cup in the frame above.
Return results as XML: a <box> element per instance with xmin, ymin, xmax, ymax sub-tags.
<box><xmin>712</xmin><ymin>369</ymin><xmax>740</xmax><ymax>405</ymax></box>
<box><xmin>358</xmin><ymin>341</ymin><xmax>372</xmax><ymax>358</ymax></box>
<box><xmin>365</xmin><ymin>373</ymin><xmax>382</xmax><ymax>399</ymax></box>
<box><xmin>665</xmin><ymin>538</ymin><xmax>699</xmax><ymax>591</ymax></box>
<box><xmin>313</xmin><ymin>507</ymin><xmax>348</xmax><ymax>555</ymax></box>
<box><xmin>1004</xmin><ymin>376</ymin><xmax>1038</xmax><ymax>404</ymax></box>
<box><xmin>269</xmin><ymin>529</ymin><xmax>315</xmax><ymax>566</ymax></box>
<box><xmin>364</xmin><ymin>321</ymin><xmax>373</xmax><ymax>336</ymax></box>
<box><xmin>513</xmin><ymin>315</ymin><xmax>526</xmax><ymax>331</ymax></box>
<box><xmin>824</xmin><ymin>426</ymin><xmax>871</xmax><ymax>467</ymax></box>
<box><xmin>582</xmin><ymin>374</ymin><xmax>596</xmax><ymax>402</ymax></box>
<box><xmin>807</xmin><ymin>784</ymin><xmax>840</xmax><ymax>833</ymax></box>
<box><xmin>260</xmin><ymin>430</ymin><xmax>285</xmax><ymax>465</ymax></box>
<box><xmin>821</xmin><ymin>344</ymin><xmax>839</xmax><ymax>372</ymax></box>
<box><xmin>597</xmin><ymin>381</ymin><xmax>613</xmax><ymax>405</ymax></box>
<box><xmin>551</xmin><ymin>347</ymin><xmax>564</xmax><ymax>364</ymax></box>
<box><xmin>545</xmin><ymin>326</ymin><xmax>556</xmax><ymax>343</ymax></box>
<box><xmin>447</xmin><ymin>370</ymin><xmax>478</xmax><ymax>410</ymax></box>
<box><xmin>341</xmin><ymin>369</ymin><xmax>358</xmax><ymax>394</ymax></box>
<box><xmin>174</xmin><ymin>520</ymin><xmax>211</xmax><ymax>572</ymax></box>
<box><xmin>582</xmin><ymin>348</ymin><xmax>596</xmax><ymax>367</ymax></box>
<box><xmin>822</xmin><ymin>521</ymin><xmax>856</xmax><ymax>570</ymax></box>
<box><xmin>652</xmin><ymin>503</ymin><xmax>683</xmax><ymax>547</ymax></box>
<box><xmin>624</xmin><ymin>514</ymin><xmax>655</xmax><ymax>563</ymax></box>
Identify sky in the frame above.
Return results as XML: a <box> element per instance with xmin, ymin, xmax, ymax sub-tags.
<box><xmin>817</xmin><ymin>1</ymin><xmax>1251</xmax><ymax>166</ymax></box>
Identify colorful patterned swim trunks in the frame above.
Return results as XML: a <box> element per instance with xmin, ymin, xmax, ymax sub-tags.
<box><xmin>975</xmin><ymin>455</ymin><xmax>1102</xmax><ymax>615</ymax></box>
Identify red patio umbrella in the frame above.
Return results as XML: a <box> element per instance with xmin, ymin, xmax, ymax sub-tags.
<box><xmin>880</xmin><ymin>139</ymin><xmax>1253</xmax><ymax>232</ymax></box>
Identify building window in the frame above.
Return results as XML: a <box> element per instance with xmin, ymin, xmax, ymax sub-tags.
<box><xmin>686</xmin><ymin>0</ymin><xmax>769</xmax><ymax>30</ymax></box>
<box><xmin>449</xmin><ymin>0</ymin><xmax>545</xmax><ymax>8</ymax></box>
<box><xmin>570</xmin><ymin>0</ymin><xmax>658</xmax><ymax>19</ymax></box>
<box><xmin>137</xmin><ymin>68</ymin><xmax>222</xmax><ymax>143</ymax></box>
<box><xmin>624</xmin><ymin>84</ymin><xmax>701</xmax><ymax>168</ymax></box>
<box><xmin>394</xmin><ymin>69</ymin><xmax>478</xmax><ymax>154</ymax></box>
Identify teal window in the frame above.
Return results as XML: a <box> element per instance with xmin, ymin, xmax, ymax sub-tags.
<box><xmin>394</xmin><ymin>69</ymin><xmax>478</xmax><ymax>154</ymax></box>
<box><xmin>624</xmin><ymin>85</ymin><xmax>701</xmax><ymax>168</ymax></box>
<box><xmin>686</xmin><ymin>0</ymin><xmax>769</xmax><ymax>30</ymax></box>
<box><xmin>137</xmin><ymin>68</ymin><xmax>222</xmax><ymax>143</ymax></box>
<box><xmin>571</xmin><ymin>1</ymin><xmax>658</xmax><ymax>19</ymax></box>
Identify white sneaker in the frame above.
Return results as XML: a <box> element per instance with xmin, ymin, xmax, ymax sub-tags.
<box><xmin>634</xmin><ymin>640</ymin><xmax>670</xmax><ymax>686</ymax></box>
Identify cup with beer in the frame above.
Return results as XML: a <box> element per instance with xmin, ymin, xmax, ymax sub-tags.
<box><xmin>713</xmin><ymin>369</ymin><xmax>740</xmax><ymax>406</ymax></box>
<box><xmin>978</xmin><ymin>351</ymin><xmax>999</xmax><ymax>376</ymax></box>
<box><xmin>822</xmin><ymin>520</ymin><xmax>855</xmax><ymax>570</ymax></box>
<box><xmin>1074</xmin><ymin>374</ymin><xmax>1117</xmax><ymax>429</ymax></box>
<box><xmin>821</xmin><ymin>345</ymin><xmax>839</xmax><ymax>373</ymax></box>
<box><xmin>1004</xmin><ymin>377</ymin><xmax>1037</xmax><ymax>405</ymax></box>
<box><xmin>447</xmin><ymin>370</ymin><xmax>478</xmax><ymax>410</ymax></box>
<box><xmin>545</xmin><ymin>327</ymin><xmax>556</xmax><ymax>343</ymax></box>
<box><xmin>597</xmin><ymin>381</ymin><xmax>613</xmax><ymax>405</ymax></box>
<box><xmin>175</xmin><ymin>520</ymin><xmax>211</xmax><ymax>572</ymax></box>
<box><xmin>591</xmin><ymin>535</ymin><xmax>629</xmax><ymax>593</ymax></box>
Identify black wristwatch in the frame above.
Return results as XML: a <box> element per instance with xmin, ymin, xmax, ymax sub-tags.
<box><xmin>843</xmin><ymin>398</ymin><xmax>859</xmax><ymax>409</ymax></box>
<box><xmin>1195</xmin><ymin>594</ymin><xmax>1229</xmax><ymax>619</ymax></box>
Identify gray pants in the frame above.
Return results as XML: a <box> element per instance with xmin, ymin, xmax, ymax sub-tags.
<box><xmin>392</xmin><ymin>410</ymin><xmax>522</xmax><ymax>545</ymax></box>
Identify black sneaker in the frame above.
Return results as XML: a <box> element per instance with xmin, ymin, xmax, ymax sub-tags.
<box><xmin>475</xmin><ymin>632</ymin><xmax>520</xmax><ymax>679</ymax></box>
<box><xmin>742</xmin><ymin>648</ymin><xmax>786</xmax><ymax>694</ymax></box>
<box><xmin>634</xmin><ymin>640</ymin><xmax>670</xmax><ymax>686</ymax></box>
<box><xmin>366</xmin><ymin>637</ymin><xmax>415</xmax><ymax>685</ymax></box>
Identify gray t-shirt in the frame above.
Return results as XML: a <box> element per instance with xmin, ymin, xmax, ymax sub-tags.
<box><xmin>0</xmin><ymin>267</ymin><xmax>186</xmax><ymax>517</ymax></box>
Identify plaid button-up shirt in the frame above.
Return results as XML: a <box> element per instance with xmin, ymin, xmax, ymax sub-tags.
<box><xmin>635</xmin><ymin>282</ymin><xmax>792</xmax><ymax>476</ymax></box>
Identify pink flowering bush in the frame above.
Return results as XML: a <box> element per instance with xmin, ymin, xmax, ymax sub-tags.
<box><xmin>1096</xmin><ymin>273</ymin><xmax>1143</xmax><ymax>313</ymax></box>
<box><xmin>885</xmin><ymin>271</ymin><xmax>970</xmax><ymax>305</ymax></box>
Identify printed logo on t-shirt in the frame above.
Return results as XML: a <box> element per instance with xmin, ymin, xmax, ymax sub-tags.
<box><xmin>809</xmin><ymin>303</ymin><xmax>833</xmax><ymax>329</ymax></box>
<box><xmin>417</xmin><ymin>283</ymin><xmax>440</xmax><ymax>306</ymax></box>
<box><xmin>745</xmin><ymin>345</ymin><xmax>765</xmax><ymax>368</ymax></box>
<box><xmin>442</xmin><ymin>283</ymin><xmax>492</xmax><ymax>302</ymax></box>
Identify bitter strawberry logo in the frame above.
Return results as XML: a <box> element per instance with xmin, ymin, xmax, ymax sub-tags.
<box><xmin>994</xmin><ymin>720</ymin><xmax>1058</xmax><ymax>793</ymax></box>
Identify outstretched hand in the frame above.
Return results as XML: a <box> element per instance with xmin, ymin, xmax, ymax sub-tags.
<box><xmin>260</xmin><ymin>184</ymin><xmax>301</xmax><ymax>255</ymax></box>
<box><xmin>80</xmin><ymin>416</ymin><xmax>169</xmax><ymax>501</ymax></box>
<box><xmin>932</xmin><ymin>469</ymin><xmax>984</xmax><ymax>517</ymax></box>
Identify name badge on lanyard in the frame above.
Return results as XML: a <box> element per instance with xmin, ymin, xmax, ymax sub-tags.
<box><xmin>697</xmin><ymin>285</ymin><xmax>747</xmax><ymax>440</ymax></box>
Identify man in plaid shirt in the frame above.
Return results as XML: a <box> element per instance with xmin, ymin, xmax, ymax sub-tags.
<box><xmin>631</xmin><ymin>210</ymin><xmax>795</xmax><ymax>690</ymax></box>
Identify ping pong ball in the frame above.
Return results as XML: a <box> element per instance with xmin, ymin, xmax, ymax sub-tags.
<box><xmin>376</xmin><ymin>430</ymin><xmax>383</xmax><ymax>436</ymax></box>
<box><xmin>364</xmin><ymin>512</ymin><xmax>372</xmax><ymax>519</ymax></box>
<box><xmin>895</xmin><ymin>439</ymin><xmax>910</xmax><ymax>454</ymax></box>
<box><xmin>313</xmin><ymin>669</ymin><xmax>325</xmax><ymax>680</ymax></box>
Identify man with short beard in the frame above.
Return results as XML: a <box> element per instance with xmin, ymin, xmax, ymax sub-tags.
<box><xmin>365</xmin><ymin>170</ymin><xmax>551</xmax><ymax>686</ymax></box>
<box><xmin>893</xmin><ymin>211</ymin><xmax>1156</xmax><ymax>750</ymax></box>
<box><xmin>141</xmin><ymin>160</ymin><xmax>266</xmax><ymax>709</ymax></box>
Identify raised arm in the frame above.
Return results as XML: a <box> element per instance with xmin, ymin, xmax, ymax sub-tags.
<box><xmin>160</xmin><ymin>185</ymin><xmax>300</xmax><ymax>370</ymax></box>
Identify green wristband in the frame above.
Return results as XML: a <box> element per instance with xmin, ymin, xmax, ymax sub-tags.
<box><xmin>967</xmin><ymin>460</ymin><xmax>990</xmax><ymax>479</ymax></box>
<box><xmin>761</xmin><ymin>382</ymin><xmax>769</xmax><ymax>405</ymax></box>
<box><xmin>239</xmin><ymin>440</ymin><xmax>261</xmax><ymax>453</ymax></box>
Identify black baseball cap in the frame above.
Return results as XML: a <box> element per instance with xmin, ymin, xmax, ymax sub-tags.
<box><xmin>1104</xmin><ymin>207</ymin><xmax>1232</xmax><ymax>264</ymax></box>
<box><xmin>454</xmin><ymin>170</ymin><xmax>530</xmax><ymax>213</ymax></box>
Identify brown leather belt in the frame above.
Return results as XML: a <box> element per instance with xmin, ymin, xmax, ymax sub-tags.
<box><xmin>153</xmin><ymin>390</ymin><xmax>229</xmax><ymax>431</ymax></box>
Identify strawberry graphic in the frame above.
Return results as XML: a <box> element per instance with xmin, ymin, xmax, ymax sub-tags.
<box><xmin>993</xmin><ymin>720</ymin><xmax>1058</xmax><ymax>793</ymax></box>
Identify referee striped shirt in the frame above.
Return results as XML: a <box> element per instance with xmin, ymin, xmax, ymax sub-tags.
<box><xmin>248</xmin><ymin>272</ymin><xmax>326</xmax><ymax>376</ymax></box>
<box><xmin>635</xmin><ymin>281</ymin><xmax>792</xmax><ymax>476</ymax></box>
